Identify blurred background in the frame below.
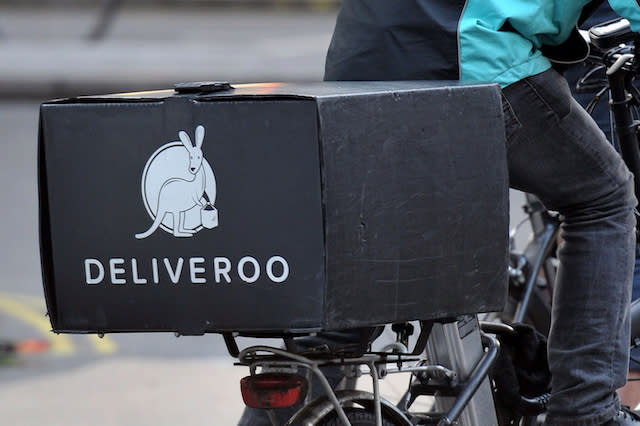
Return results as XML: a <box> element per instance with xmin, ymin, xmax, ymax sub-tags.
<box><xmin>0</xmin><ymin>2</ymin><xmax>528</xmax><ymax>424</ymax></box>
<box><xmin>0</xmin><ymin>1</ymin><xmax>340</xmax><ymax>424</ymax></box>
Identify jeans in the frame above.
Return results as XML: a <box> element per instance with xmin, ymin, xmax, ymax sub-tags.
<box><xmin>503</xmin><ymin>68</ymin><xmax>637</xmax><ymax>425</ymax></box>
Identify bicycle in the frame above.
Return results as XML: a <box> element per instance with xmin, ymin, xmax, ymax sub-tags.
<box><xmin>230</xmin><ymin>318</ymin><xmax>541</xmax><ymax>425</ymax></box>
<box><xmin>222</xmin><ymin>19</ymin><xmax>640</xmax><ymax>426</ymax></box>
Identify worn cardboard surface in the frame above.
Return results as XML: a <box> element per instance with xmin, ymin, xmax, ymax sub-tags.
<box><xmin>38</xmin><ymin>81</ymin><xmax>508</xmax><ymax>334</ymax></box>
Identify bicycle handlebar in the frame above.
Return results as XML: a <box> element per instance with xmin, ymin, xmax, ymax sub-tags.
<box><xmin>606</xmin><ymin>53</ymin><xmax>635</xmax><ymax>75</ymax></box>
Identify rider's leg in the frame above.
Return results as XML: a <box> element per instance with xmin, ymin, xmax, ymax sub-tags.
<box><xmin>503</xmin><ymin>68</ymin><xmax>637</xmax><ymax>425</ymax></box>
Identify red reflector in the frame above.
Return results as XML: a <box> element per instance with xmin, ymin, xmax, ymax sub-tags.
<box><xmin>15</xmin><ymin>339</ymin><xmax>50</xmax><ymax>354</ymax></box>
<box><xmin>240</xmin><ymin>373</ymin><xmax>308</xmax><ymax>409</ymax></box>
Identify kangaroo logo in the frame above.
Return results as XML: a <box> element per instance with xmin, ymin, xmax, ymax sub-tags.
<box><xmin>136</xmin><ymin>125</ymin><xmax>218</xmax><ymax>239</ymax></box>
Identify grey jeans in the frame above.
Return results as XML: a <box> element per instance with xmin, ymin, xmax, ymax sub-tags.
<box><xmin>503</xmin><ymin>68</ymin><xmax>636</xmax><ymax>425</ymax></box>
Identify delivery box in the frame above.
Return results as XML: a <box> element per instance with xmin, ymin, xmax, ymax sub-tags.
<box><xmin>38</xmin><ymin>81</ymin><xmax>509</xmax><ymax>335</ymax></box>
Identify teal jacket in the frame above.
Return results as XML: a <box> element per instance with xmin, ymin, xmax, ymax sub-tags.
<box><xmin>325</xmin><ymin>1</ymin><xmax>640</xmax><ymax>87</ymax></box>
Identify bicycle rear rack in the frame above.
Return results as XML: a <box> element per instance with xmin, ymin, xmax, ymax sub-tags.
<box><xmin>236</xmin><ymin>330</ymin><xmax>500</xmax><ymax>426</ymax></box>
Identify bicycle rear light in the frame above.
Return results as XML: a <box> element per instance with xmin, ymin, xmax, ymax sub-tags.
<box><xmin>240</xmin><ymin>373</ymin><xmax>308</xmax><ymax>409</ymax></box>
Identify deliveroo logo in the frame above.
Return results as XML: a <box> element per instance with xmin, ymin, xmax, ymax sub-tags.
<box><xmin>135</xmin><ymin>125</ymin><xmax>218</xmax><ymax>239</ymax></box>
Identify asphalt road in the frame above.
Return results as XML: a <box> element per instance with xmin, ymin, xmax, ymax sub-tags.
<box><xmin>0</xmin><ymin>7</ymin><xmax>528</xmax><ymax>424</ymax></box>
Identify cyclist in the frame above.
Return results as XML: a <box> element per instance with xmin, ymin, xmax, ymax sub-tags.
<box><xmin>323</xmin><ymin>1</ymin><xmax>640</xmax><ymax>425</ymax></box>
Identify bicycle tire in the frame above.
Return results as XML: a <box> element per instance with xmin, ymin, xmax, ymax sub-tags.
<box><xmin>317</xmin><ymin>407</ymin><xmax>397</xmax><ymax>426</ymax></box>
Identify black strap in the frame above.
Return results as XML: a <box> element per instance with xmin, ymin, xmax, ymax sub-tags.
<box><xmin>579</xmin><ymin>0</ymin><xmax>607</xmax><ymax>27</ymax></box>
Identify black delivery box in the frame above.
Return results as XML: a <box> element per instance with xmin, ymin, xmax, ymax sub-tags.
<box><xmin>38</xmin><ymin>81</ymin><xmax>509</xmax><ymax>335</ymax></box>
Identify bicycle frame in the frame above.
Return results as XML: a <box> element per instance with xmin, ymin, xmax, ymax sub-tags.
<box><xmin>507</xmin><ymin>193</ymin><xmax>559</xmax><ymax>337</ymax></box>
